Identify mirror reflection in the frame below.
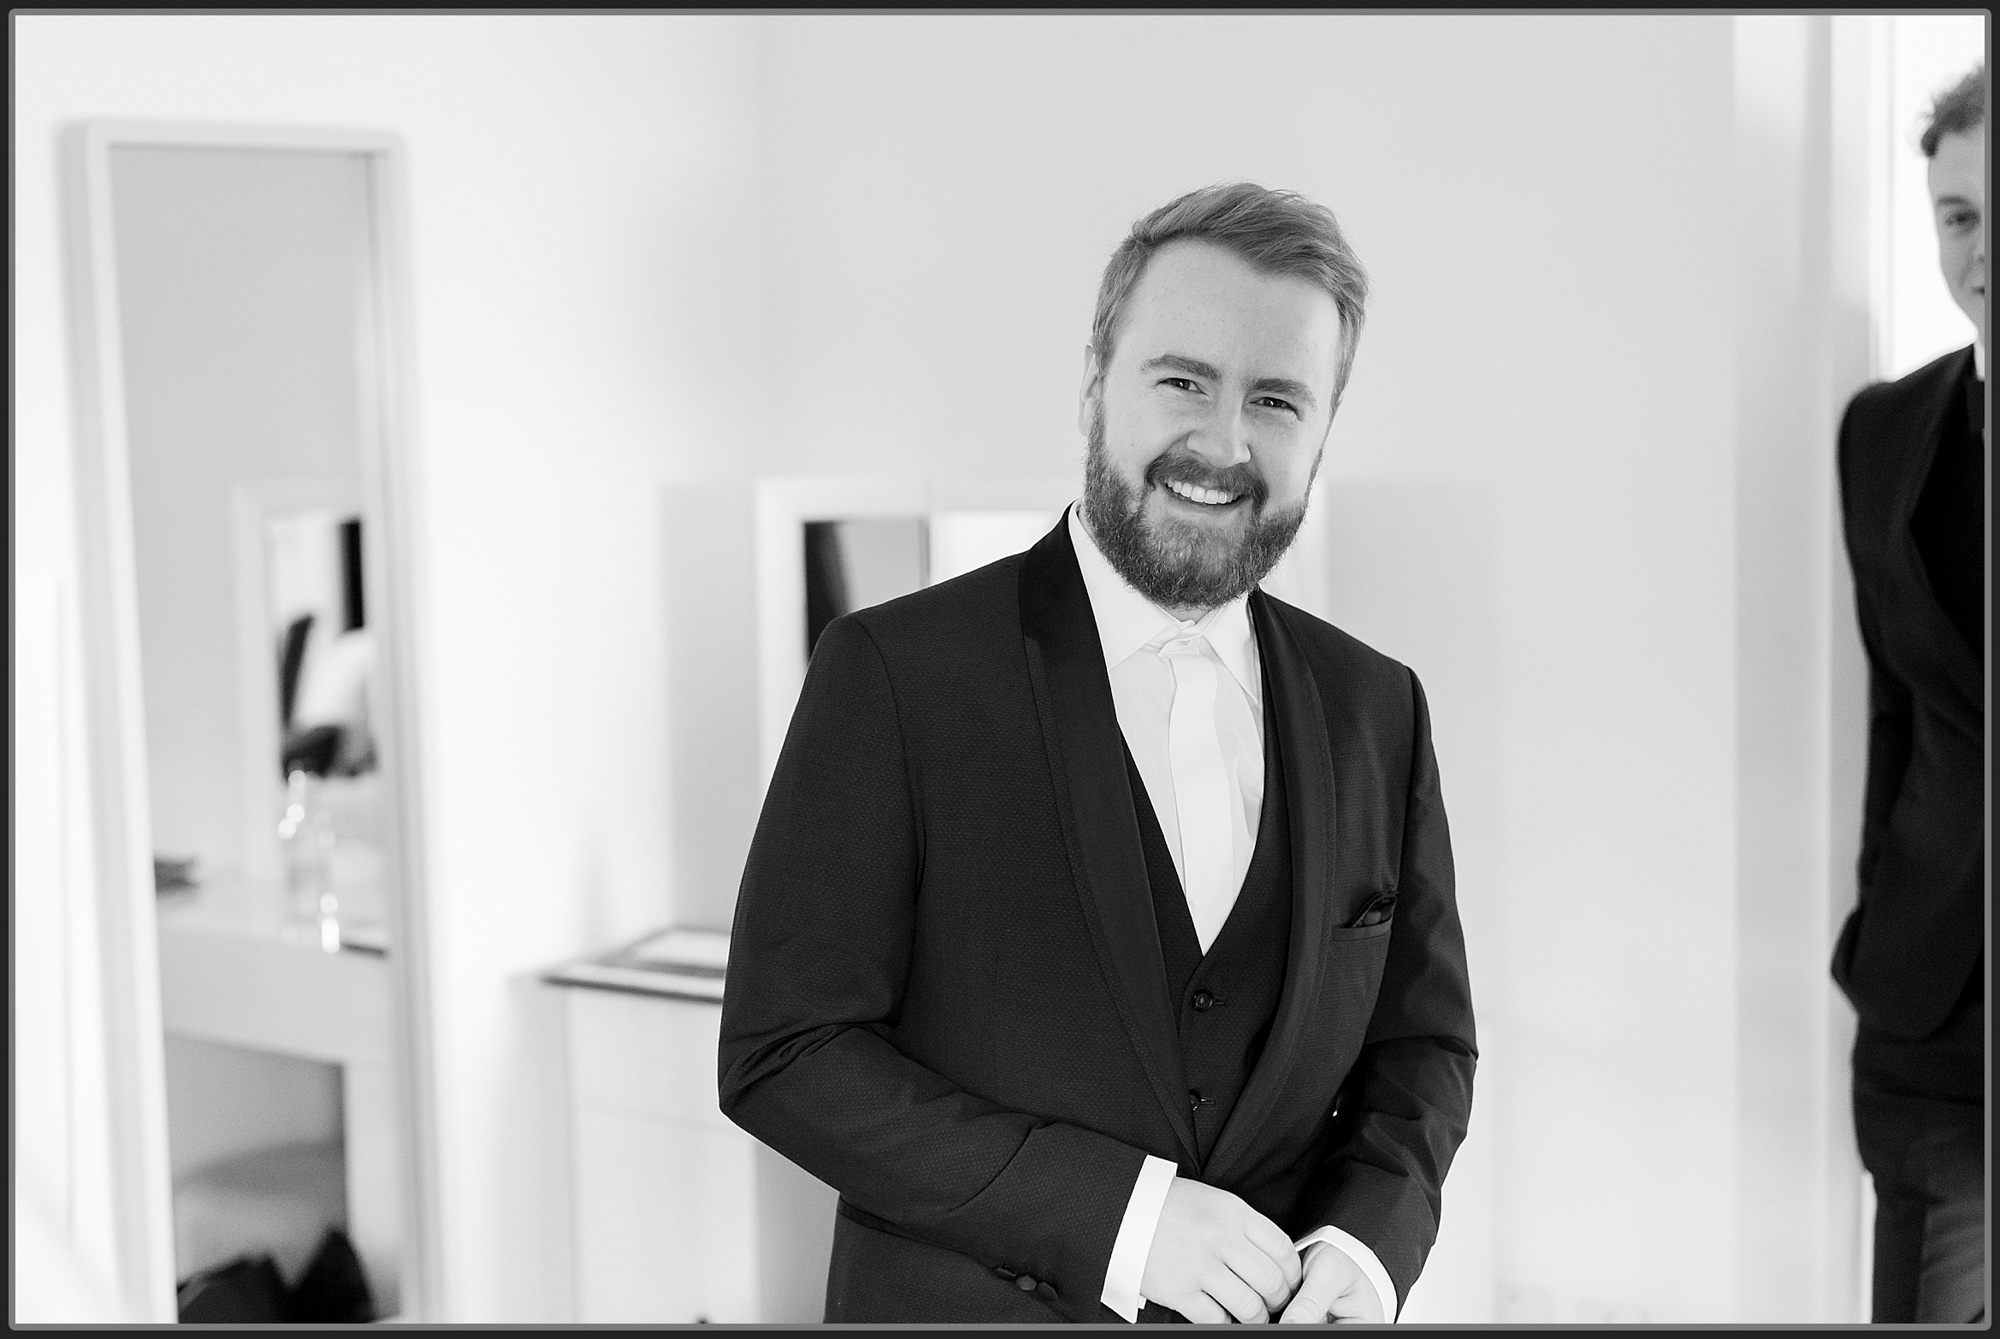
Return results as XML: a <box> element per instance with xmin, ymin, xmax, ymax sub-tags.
<box><xmin>804</xmin><ymin>518</ymin><xmax>927</xmax><ymax>655</ymax></box>
<box><xmin>268</xmin><ymin>508</ymin><xmax>386</xmax><ymax>951</ymax></box>
<box><xmin>802</xmin><ymin>510</ymin><xmax>1062</xmax><ymax>656</ymax></box>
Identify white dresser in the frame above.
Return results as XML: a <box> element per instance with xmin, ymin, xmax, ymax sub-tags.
<box><xmin>549</xmin><ymin>929</ymin><xmax>838</xmax><ymax>1324</ymax></box>
<box><xmin>154</xmin><ymin>879</ymin><xmax>403</xmax><ymax>1315</ymax></box>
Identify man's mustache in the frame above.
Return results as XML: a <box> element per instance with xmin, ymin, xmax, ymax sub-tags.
<box><xmin>1144</xmin><ymin>446</ymin><xmax>1269</xmax><ymax>507</ymax></box>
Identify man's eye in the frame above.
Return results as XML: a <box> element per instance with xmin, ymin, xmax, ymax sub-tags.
<box><xmin>1255</xmin><ymin>397</ymin><xmax>1299</xmax><ymax>416</ymax></box>
<box><xmin>1942</xmin><ymin>208</ymin><xmax>1980</xmax><ymax>230</ymax></box>
<box><xmin>1160</xmin><ymin>377</ymin><xmax>1200</xmax><ymax>392</ymax></box>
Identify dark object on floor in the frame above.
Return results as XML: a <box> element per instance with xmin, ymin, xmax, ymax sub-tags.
<box><xmin>175</xmin><ymin>1229</ymin><xmax>375</xmax><ymax>1325</ymax></box>
<box><xmin>286</xmin><ymin>1227</ymin><xmax>376</xmax><ymax>1323</ymax></box>
<box><xmin>177</xmin><ymin>1253</ymin><xmax>288</xmax><ymax>1323</ymax></box>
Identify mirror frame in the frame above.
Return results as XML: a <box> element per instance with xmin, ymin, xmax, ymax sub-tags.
<box><xmin>753</xmin><ymin>474</ymin><xmax>1075</xmax><ymax>788</ymax></box>
<box><xmin>61</xmin><ymin>120</ymin><xmax>441</xmax><ymax>1321</ymax></box>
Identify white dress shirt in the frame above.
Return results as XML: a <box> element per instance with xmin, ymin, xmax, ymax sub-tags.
<box><xmin>1069</xmin><ymin>507</ymin><xmax>1398</xmax><ymax>1325</ymax></box>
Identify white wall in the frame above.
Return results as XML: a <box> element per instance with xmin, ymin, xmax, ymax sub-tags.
<box><xmin>13</xmin><ymin>574</ymin><xmax>134</xmax><ymax>1323</ymax></box>
<box><xmin>1733</xmin><ymin>16</ymin><xmax>1874</xmax><ymax>1323</ymax></box>
<box><xmin>14</xmin><ymin>12</ymin><xmax>1882</xmax><ymax>1324</ymax></box>
<box><xmin>1884</xmin><ymin>15</ymin><xmax>1987</xmax><ymax>377</ymax></box>
<box><xmin>14</xmin><ymin>13</ymin><xmax>768</xmax><ymax>1322</ymax></box>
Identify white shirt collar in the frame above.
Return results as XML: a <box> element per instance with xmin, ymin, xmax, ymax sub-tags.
<box><xmin>1067</xmin><ymin>504</ymin><xmax>1261</xmax><ymax>706</ymax></box>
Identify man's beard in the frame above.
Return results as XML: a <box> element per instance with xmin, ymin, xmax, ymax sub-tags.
<box><xmin>1081</xmin><ymin>407</ymin><xmax>1311</xmax><ymax>612</ymax></box>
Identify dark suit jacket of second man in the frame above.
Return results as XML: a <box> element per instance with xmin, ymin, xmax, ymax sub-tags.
<box><xmin>1833</xmin><ymin>344</ymin><xmax>1985</xmax><ymax>1090</ymax></box>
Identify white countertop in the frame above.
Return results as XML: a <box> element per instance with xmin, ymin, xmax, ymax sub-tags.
<box><xmin>545</xmin><ymin>926</ymin><xmax>729</xmax><ymax>1003</ymax></box>
<box><xmin>155</xmin><ymin>866</ymin><xmax>390</xmax><ymax>956</ymax></box>
<box><xmin>154</xmin><ymin>873</ymin><xmax>394</xmax><ymax>1067</ymax></box>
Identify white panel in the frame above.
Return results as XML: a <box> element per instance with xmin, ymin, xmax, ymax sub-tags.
<box><xmin>1733</xmin><ymin>14</ymin><xmax>1876</xmax><ymax>1323</ymax></box>
<box><xmin>156</xmin><ymin>919</ymin><xmax>393</xmax><ymax>1067</ymax></box>
<box><xmin>14</xmin><ymin>1191</ymin><xmax>128</xmax><ymax>1322</ymax></box>
<box><xmin>1883</xmin><ymin>15</ymin><xmax>1987</xmax><ymax>378</ymax></box>
<box><xmin>572</xmin><ymin>1108</ymin><xmax>758</xmax><ymax>1323</ymax></box>
<box><xmin>343</xmin><ymin>1059</ymin><xmax>403</xmax><ymax>1318</ymax></box>
<box><xmin>162</xmin><ymin>1035</ymin><xmax>342</xmax><ymax>1177</ymax></box>
<box><xmin>752</xmin><ymin>1140</ymin><xmax>839</xmax><ymax>1323</ymax></box>
<box><xmin>13</xmin><ymin>574</ymin><xmax>73</xmax><ymax>1228</ymax></box>
<box><xmin>565</xmin><ymin>988</ymin><xmax>729</xmax><ymax>1129</ymax></box>
<box><xmin>928</xmin><ymin>509</ymin><xmax>1057</xmax><ymax>584</ymax></box>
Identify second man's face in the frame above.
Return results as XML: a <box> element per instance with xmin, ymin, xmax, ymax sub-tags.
<box><xmin>1079</xmin><ymin>240</ymin><xmax>1345</xmax><ymax>612</ymax></box>
<box><xmin>1930</xmin><ymin>124</ymin><xmax>1987</xmax><ymax>351</ymax></box>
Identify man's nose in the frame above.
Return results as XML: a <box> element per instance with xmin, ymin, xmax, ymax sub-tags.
<box><xmin>1189</xmin><ymin>402</ymin><xmax>1253</xmax><ymax>469</ymax></box>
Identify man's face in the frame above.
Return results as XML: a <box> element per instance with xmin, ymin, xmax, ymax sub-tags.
<box><xmin>1078</xmin><ymin>240</ymin><xmax>1344</xmax><ymax>614</ymax></box>
<box><xmin>1929</xmin><ymin>123</ymin><xmax>1987</xmax><ymax>350</ymax></box>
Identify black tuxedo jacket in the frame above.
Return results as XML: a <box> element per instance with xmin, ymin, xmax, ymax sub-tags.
<box><xmin>718</xmin><ymin>515</ymin><xmax>1476</xmax><ymax>1323</ymax></box>
<box><xmin>1832</xmin><ymin>345</ymin><xmax>1986</xmax><ymax>1042</ymax></box>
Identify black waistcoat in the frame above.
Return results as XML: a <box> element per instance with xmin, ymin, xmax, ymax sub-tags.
<box><xmin>1121</xmin><ymin>700</ymin><xmax>1293</xmax><ymax>1170</ymax></box>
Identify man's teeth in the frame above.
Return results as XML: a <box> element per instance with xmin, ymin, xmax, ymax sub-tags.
<box><xmin>1165</xmin><ymin>479</ymin><xmax>1240</xmax><ymax>506</ymax></box>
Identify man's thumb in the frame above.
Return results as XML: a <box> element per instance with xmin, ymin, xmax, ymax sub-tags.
<box><xmin>1278</xmin><ymin>1290</ymin><xmax>1330</xmax><ymax>1324</ymax></box>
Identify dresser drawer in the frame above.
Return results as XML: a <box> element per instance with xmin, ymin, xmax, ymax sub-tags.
<box><xmin>571</xmin><ymin>1105</ymin><xmax>758</xmax><ymax>1323</ymax></box>
<box><xmin>564</xmin><ymin>988</ymin><xmax>729</xmax><ymax>1129</ymax></box>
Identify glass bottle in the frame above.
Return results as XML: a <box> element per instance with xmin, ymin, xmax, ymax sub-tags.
<box><xmin>278</xmin><ymin>768</ymin><xmax>339</xmax><ymax>949</ymax></box>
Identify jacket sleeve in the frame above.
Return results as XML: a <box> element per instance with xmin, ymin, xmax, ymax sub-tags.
<box><xmin>1290</xmin><ymin>668</ymin><xmax>1477</xmax><ymax>1313</ymax></box>
<box><xmin>716</xmin><ymin>614</ymin><xmax>1147</xmax><ymax>1316</ymax></box>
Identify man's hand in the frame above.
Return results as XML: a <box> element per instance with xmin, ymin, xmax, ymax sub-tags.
<box><xmin>1278</xmin><ymin>1241</ymin><xmax>1386</xmax><ymax>1324</ymax></box>
<box><xmin>1139</xmin><ymin>1177</ymin><xmax>1303</xmax><ymax>1323</ymax></box>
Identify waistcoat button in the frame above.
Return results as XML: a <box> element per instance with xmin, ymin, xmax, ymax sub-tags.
<box><xmin>1192</xmin><ymin>989</ymin><xmax>1216</xmax><ymax>1012</ymax></box>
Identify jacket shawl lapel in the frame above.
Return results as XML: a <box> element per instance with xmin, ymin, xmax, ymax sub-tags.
<box><xmin>1018</xmin><ymin>512</ymin><xmax>1200</xmax><ymax>1165</ymax></box>
<box><xmin>1202</xmin><ymin>591</ymin><xmax>1337</xmax><ymax>1185</ymax></box>
<box><xmin>1889</xmin><ymin>345</ymin><xmax>1983</xmax><ymax>733</ymax></box>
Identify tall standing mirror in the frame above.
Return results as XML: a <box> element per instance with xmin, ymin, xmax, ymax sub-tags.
<box><xmin>65</xmin><ymin>123</ymin><xmax>437</xmax><ymax>1322</ymax></box>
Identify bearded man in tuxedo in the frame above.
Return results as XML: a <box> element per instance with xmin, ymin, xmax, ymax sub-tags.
<box><xmin>720</xmin><ymin>181</ymin><xmax>1476</xmax><ymax>1324</ymax></box>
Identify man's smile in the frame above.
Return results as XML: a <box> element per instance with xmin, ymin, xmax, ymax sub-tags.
<box><xmin>1162</xmin><ymin>478</ymin><xmax>1247</xmax><ymax>509</ymax></box>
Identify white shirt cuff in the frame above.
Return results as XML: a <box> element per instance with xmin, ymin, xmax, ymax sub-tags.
<box><xmin>1295</xmin><ymin>1224</ymin><xmax>1399</xmax><ymax>1322</ymax></box>
<box><xmin>1099</xmin><ymin>1155</ymin><xmax>1178</xmax><ymax>1322</ymax></box>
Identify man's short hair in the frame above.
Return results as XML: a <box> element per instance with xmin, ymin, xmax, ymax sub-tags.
<box><xmin>1090</xmin><ymin>181</ymin><xmax>1370</xmax><ymax>405</ymax></box>
<box><xmin>1920</xmin><ymin>64</ymin><xmax>1985</xmax><ymax>158</ymax></box>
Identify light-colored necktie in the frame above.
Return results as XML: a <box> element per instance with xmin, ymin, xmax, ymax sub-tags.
<box><xmin>1159</xmin><ymin>625</ymin><xmax>1234</xmax><ymax>952</ymax></box>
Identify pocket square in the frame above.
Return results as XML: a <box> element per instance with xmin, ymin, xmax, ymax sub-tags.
<box><xmin>1348</xmin><ymin>892</ymin><xmax>1398</xmax><ymax>928</ymax></box>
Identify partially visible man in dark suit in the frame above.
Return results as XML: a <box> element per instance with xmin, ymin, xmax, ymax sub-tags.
<box><xmin>1832</xmin><ymin>64</ymin><xmax>1986</xmax><ymax>1325</ymax></box>
<box><xmin>719</xmin><ymin>182</ymin><xmax>1475</xmax><ymax>1323</ymax></box>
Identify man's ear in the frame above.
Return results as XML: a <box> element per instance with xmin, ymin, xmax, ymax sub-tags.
<box><xmin>1077</xmin><ymin>342</ymin><xmax>1104</xmax><ymax>438</ymax></box>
